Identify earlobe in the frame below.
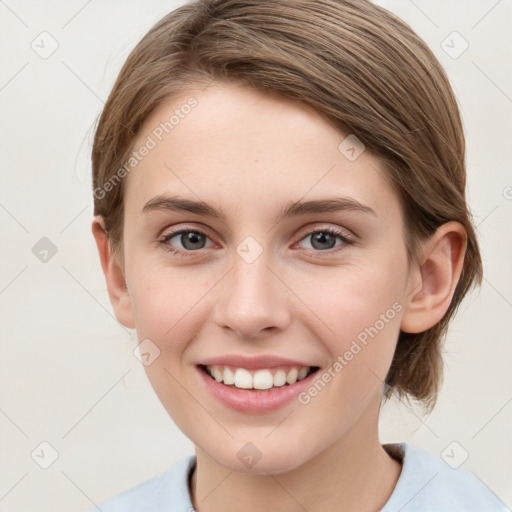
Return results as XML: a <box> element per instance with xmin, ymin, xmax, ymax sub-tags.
<box><xmin>401</xmin><ymin>221</ymin><xmax>467</xmax><ymax>334</ymax></box>
<box><xmin>91</xmin><ymin>216</ymin><xmax>135</xmax><ymax>329</ymax></box>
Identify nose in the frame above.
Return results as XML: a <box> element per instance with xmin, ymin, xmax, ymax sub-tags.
<box><xmin>213</xmin><ymin>249</ymin><xmax>292</xmax><ymax>339</ymax></box>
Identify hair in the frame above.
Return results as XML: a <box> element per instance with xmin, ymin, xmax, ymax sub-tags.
<box><xmin>91</xmin><ymin>0</ymin><xmax>483</xmax><ymax>414</ymax></box>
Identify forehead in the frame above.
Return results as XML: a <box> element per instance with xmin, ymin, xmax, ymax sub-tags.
<box><xmin>124</xmin><ymin>82</ymin><xmax>399</xmax><ymax>223</ymax></box>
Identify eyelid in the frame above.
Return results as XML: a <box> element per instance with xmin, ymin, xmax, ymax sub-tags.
<box><xmin>294</xmin><ymin>222</ymin><xmax>355</xmax><ymax>242</ymax></box>
<box><xmin>159</xmin><ymin>223</ymin><xmax>217</xmax><ymax>244</ymax></box>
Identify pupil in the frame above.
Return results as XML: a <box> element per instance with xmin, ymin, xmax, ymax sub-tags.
<box><xmin>311</xmin><ymin>232</ymin><xmax>336</xmax><ymax>250</ymax></box>
<box><xmin>182</xmin><ymin>232</ymin><xmax>204</xmax><ymax>250</ymax></box>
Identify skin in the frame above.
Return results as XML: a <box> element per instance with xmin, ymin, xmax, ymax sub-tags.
<box><xmin>92</xmin><ymin>81</ymin><xmax>467</xmax><ymax>511</ymax></box>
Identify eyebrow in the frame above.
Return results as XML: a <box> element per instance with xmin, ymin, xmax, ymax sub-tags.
<box><xmin>141</xmin><ymin>195</ymin><xmax>377</xmax><ymax>223</ymax></box>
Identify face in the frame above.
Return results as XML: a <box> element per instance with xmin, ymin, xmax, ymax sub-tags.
<box><xmin>118</xmin><ymin>81</ymin><xmax>413</xmax><ymax>473</ymax></box>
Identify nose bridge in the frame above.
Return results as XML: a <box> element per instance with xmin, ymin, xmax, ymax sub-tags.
<box><xmin>214</xmin><ymin>238</ymin><xmax>291</xmax><ymax>337</ymax></box>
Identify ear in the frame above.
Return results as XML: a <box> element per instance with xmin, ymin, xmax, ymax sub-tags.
<box><xmin>91</xmin><ymin>215</ymin><xmax>135</xmax><ymax>329</ymax></box>
<box><xmin>401</xmin><ymin>221</ymin><xmax>467</xmax><ymax>333</ymax></box>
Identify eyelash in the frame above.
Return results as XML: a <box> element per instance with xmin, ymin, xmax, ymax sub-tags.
<box><xmin>158</xmin><ymin>225</ymin><xmax>355</xmax><ymax>258</ymax></box>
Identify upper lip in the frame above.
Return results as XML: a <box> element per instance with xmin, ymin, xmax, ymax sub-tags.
<box><xmin>199</xmin><ymin>355</ymin><xmax>318</xmax><ymax>370</ymax></box>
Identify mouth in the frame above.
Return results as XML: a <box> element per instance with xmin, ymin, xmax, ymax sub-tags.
<box><xmin>196</xmin><ymin>354</ymin><xmax>320</xmax><ymax>414</ymax></box>
<box><xmin>199</xmin><ymin>364</ymin><xmax>320</xmax><ymax>391</ymax></box>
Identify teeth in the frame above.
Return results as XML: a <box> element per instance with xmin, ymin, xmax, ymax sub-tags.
<box><xmin>273</xmin><ymin>369</ymin><xmax>287</xmax><ymax>387</ymax></box>
<box><xmin>286</xmin><ymin>367</ymin><xmax>298</xmax><ymax>384</ymax></box>
<box><xmin>298</xmin><ymin>367</ymin><xmax>308</xmax><ymax>380</ymax></box>
<box><xmin>211</xmin><ymin>367</ymin><xmax>223</xmax><ymax>382</ymax></box>
<box><xmin>223</xmin><ymin>366</ymin><xmax>235</xmax><ymax>385</ymax></box>
<box><xmin>205</xmin><ymin>365</ymin><xmax>313</xmax><ymax>390</ymax></box>
<box><xmin>234</xmin><ymin>368</ymin><xmax>252</xmax><ymax>389</ymax></box>
<box><xmin>253</xmin><ymin>369</ymin><xmax>274</xmax><ymax>390</ymax></box>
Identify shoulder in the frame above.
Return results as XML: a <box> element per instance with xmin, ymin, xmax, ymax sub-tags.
<box><xmin>381</xmin><ymin>442</ymin><xmax>510</xmax><ymax>512</ymax></box>
<box><xmin>85</xmin><ymin>455</ymin><xmax>196</xmax><ymax>512</ymax></box>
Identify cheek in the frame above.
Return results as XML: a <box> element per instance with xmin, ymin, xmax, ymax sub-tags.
<box><xmin>127</xmin><ymin>269</ymin><xmax>208</xmax><ymax>425</ymax></box>
<box><xmin>127</xmin><ymin>262</ymin><xmax>207</xmax><ymax>344</ymax></box>
<box><xmin>290</xmin><ymin>272</ymin><xmax>403</xmax><ymax>444</ymax></box>
<box><xmin>301</xmin><ymin>262</ymin><xmax>406</xmax><ymax>345</ymax></box>
<box><xmin>294</xmin><ymin>257</ymin><xmax>407</xmax><ymax>397</ymax></box>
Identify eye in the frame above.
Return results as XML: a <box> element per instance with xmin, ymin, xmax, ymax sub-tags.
<box><xmin>158</xmin><ymin>225</ymin><xmax>354</xmax><ymax>257</ymax></box>
<box><xmin>295</xmin><ymin>226</ymin><xmax>354</xmax><ymax>253</ymax></box>
<box><xmin>159</xmin><ymin>228</ymin><xmax>214</xmax><ymax>256</ymax></box>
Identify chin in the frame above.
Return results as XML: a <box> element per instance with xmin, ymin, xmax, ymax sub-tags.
<box><xmin>203</xmin><ymin>439</ymin><xmax>313</xmax><ymax>475</ymax></box>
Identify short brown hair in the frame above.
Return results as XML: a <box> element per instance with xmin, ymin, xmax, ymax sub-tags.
<box><xmin>91</xmin><ymin>0</ymin><xmax>483</xmax><ymax>413</ymax></box>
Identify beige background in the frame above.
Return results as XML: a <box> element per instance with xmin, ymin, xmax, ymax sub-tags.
<box><xmin>0</xmin><ymin>1</ymin><xmax>511</xmax><ymax>510</ymax></box>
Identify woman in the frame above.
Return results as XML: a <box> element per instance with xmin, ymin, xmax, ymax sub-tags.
<box><xmin>89</xmin><ymin>0</ymin><xmax>509</xmax><ymax>510</ymax></box>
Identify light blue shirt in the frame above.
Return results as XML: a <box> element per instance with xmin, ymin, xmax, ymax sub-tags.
<box><xmin>87</xmin><ymin>442</ymin><xmax>510</xmax><ymax>511</ymax></box>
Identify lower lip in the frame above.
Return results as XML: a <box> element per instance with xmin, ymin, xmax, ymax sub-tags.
<box><xmin>197</xmin><ymin>366</ymin><xmax>318</xmax><ymax>414</ymax></box>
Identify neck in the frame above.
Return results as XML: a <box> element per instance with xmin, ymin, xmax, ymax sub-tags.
<box><xmin>189</xmin><ymin>397</ymin><xmax>402</xmax><ymax>512</ymax></box>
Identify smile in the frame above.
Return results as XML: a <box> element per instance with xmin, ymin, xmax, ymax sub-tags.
<box><xmin>203</xmin><ymin>364</ymin><xmax>316</xmax><ymax>390</ymax></box>
<box><xmin>197</xmin><ymin>363</ymin><xmax>320</xmax><ymax>414</ymax></box>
